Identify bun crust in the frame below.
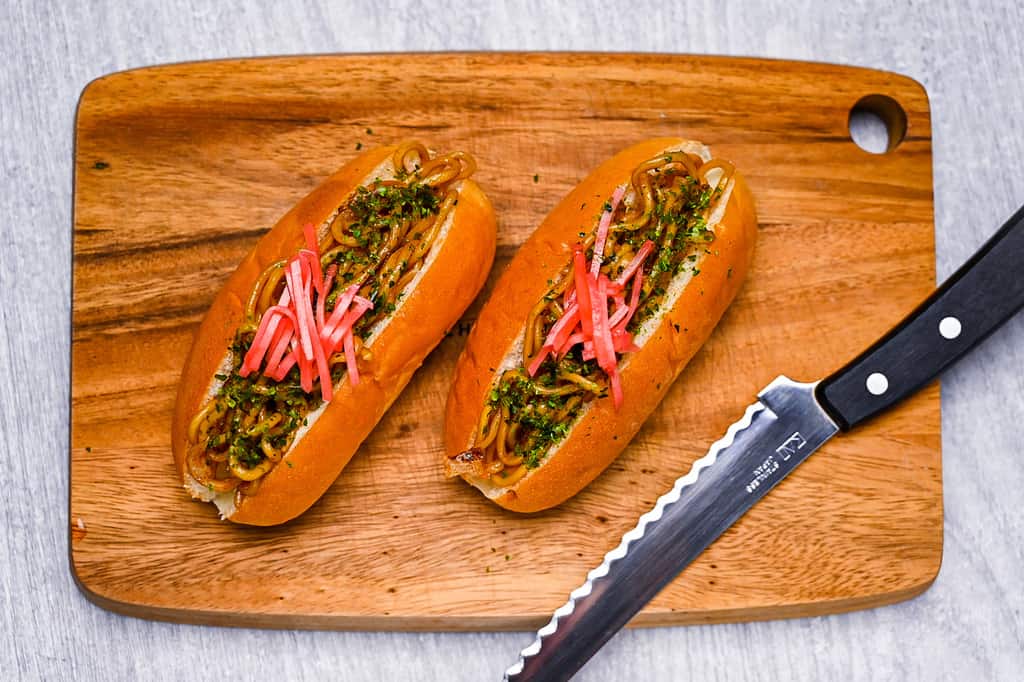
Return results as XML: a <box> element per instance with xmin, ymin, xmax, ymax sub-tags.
<box><xmin>172</xmin><ymin>145</ymin><xmax>497</xmax><ymax>525</ymax></box>
<box><xmin>444</xmin><ymin>138</ymin><xmax>757</xmax><ymax>512</ymax></box>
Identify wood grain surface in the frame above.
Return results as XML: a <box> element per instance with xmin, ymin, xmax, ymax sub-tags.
<box><xmin>70</xmin><ymin>53</ymin><xmax>940</xmax><ymax>629</ymax></box>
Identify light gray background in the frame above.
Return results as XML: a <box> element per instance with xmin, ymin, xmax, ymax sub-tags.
<box><xmin>2</xmin><ymin>1</ymin><xmax>1022</xmax><ymax>680</ymax></box>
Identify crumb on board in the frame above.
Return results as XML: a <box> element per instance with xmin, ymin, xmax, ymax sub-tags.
<box><xmin>71</xmin><ymin>517</ymin><xmax>87</xmax><ymax>542</ymax></box>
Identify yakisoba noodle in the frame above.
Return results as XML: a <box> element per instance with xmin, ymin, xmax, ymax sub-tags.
<box><xmin>449</xmin><ymin>151</ymin><xmax>734</xmax><ymax>487</ymax></box>
<box><xmin>186</xmin><ymin>142</ymin><xmax>476</xmax><ymax>498</ymax></box>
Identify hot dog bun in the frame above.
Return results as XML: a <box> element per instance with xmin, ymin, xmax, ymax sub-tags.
<box><xmin>173</xmin><ymin>143</ymin><xmax>496</xmax><ymax>525</ymax></box>
<box><xmin>444</xmin><ymin>138</ymin><xmax>756</xmax><ymax>512</ymax></box>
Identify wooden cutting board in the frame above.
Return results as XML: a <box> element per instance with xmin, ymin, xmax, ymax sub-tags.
<box><xmin>70</xmin><ymin>53</ymin><xmax>940</xmax><ymax>629</ymax></box>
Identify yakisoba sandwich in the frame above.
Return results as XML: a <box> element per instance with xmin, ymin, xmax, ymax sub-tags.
<box><xmin>445</xmin><ymin>138</ymin><xmax>757</xmax><ymax>512</ymax></box>
<box><xmin>173</xmin><ymin>142</ymin><xmax>496</xmax><ymax>525</ymax></box>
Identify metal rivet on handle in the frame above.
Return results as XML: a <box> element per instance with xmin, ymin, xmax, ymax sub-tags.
<box><xmin>939</xmin><ymin>316</ymin><xmax>962</xmax><ymax>339</ymax></box>
<box><xmin>866</xmin><ymin>372</ymin><xmax>889</xmax><ymax>395</ymax></box>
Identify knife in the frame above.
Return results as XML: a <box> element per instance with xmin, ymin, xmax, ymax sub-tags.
<box><xmin>504</xmin><ymin>203</ymin><xmax>1024</xmax><ymax>682</ymax></box>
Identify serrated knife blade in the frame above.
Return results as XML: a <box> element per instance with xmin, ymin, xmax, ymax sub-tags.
<box><xmin>504</xmin><ymin>377</ymin><xmax>838</xmax><ymax>682</ymax></box>
<box><xmin>503</xmin><ymin>203</ymin><xmax>1024</xmax><ymax>682</ymax></box>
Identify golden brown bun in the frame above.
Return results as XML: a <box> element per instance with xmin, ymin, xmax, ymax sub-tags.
<box><xmin>172</xmin><ymin>144</ymin><xmax>497</xmax><ymax>525</ymax></box>
<box><xmin>444</xmin><ymin>138</ymin><xmax>757</xmax><ymax>513</ymax></box>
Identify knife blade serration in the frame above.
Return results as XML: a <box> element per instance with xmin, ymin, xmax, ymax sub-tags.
<box><xmin>504</xmin><ymin>376</ymin><xmax>839</xmax><ymax>682</ymax></box>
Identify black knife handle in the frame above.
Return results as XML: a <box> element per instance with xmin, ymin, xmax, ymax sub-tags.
<box><xmin>817</xmin><ymin>204</ymin><xmax>1024</xmax><ymax>430</ymax></box>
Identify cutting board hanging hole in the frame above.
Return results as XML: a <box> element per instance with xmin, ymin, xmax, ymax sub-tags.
<box><xmin>849</xmin><ymin>94</ymin><xmax>907</xmax><ymax>154</ymax></box>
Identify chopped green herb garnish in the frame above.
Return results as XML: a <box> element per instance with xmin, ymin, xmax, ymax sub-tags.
<box><xmin>481</xmin><ymin>155</ymin><xmax>722</xmax><ymax>475</ymax></box>
<box><xmin>196</xmin><ymin>174</ymin><xmax>445</xmax><ymax>479</ymax></box>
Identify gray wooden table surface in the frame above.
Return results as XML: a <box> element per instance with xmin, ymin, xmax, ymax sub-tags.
<box><xmin>2</xmin><ymin>1</ymin><xmax>1022</xmax><ymax>680</ymax></box>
